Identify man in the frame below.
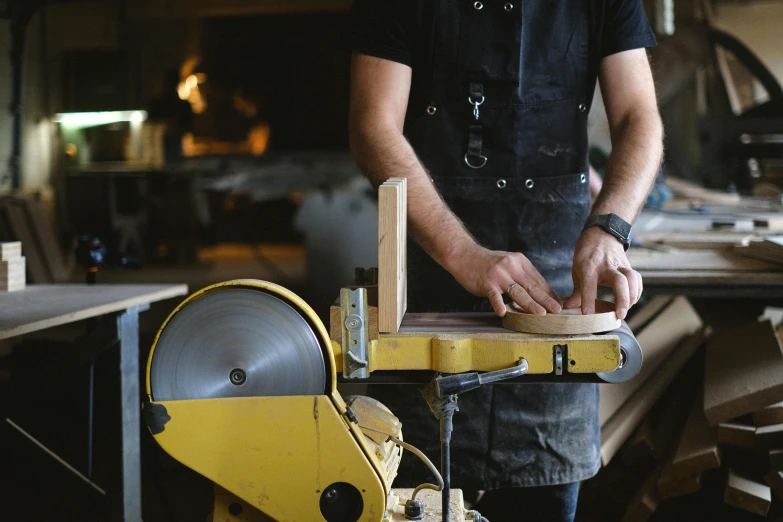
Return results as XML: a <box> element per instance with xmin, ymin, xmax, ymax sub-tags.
<box><xmin>346</xmin><ymin>1</ymin><xmax>663</xmax><ymax>520</ymax></box>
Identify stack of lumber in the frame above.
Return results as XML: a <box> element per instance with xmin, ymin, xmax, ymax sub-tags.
<box><xmin>0</xmin><ymin>242</ymin><xmax>25</xmax><ymax>292</ymax></box>
<box><xmin>738</xmin><ymin>236</ymin><xmax>783</xmax><ymax>266</ymax></box>
<box><xmin>0</xmin><ymin>195</ymin><xmax>71</xmax><ymax>284</ymax></box>
<box><xmin>617</xmin><ymin>318</ymin><xmax>783</xmax><ymax>521</ymax></box>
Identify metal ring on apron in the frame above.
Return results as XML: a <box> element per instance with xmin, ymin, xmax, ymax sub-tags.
<box><xmin>464</xmin><ymin>153</ymin><xmax>488</xmax><ymax>169</ymax></box>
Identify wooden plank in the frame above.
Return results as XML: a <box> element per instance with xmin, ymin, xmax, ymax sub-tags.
<box><xmin>601</xmin><ymin>328</ymin><xmax>708</xmax><ymax>465</ymax></box>
<box><xmin>627</xmin><ymin>249</ymin><xmax>782</xmax><ymax>272</ymax></box>
<box><xmin>704</xmin><ymin>319</ymin><xmax>783</xmax><ymax>425</ymax></box>
<box><xmin>756</xmin><ymin>424</ymin><xmax>783</xmax><ymax>450</ymax></box>
<box><xmin>755</xmin><ymin>402</ymin><xmax>783</xmax><ymax>426</ymax></box>
<box><xmin>764</xmin><ymin>471</ymin><xmax>783</xmax><ymax>499</ymax></box>
<box><xmin>600</xmin><ymin>297</ymin><xmax>702</xmax><ymax>426</ymax></box>
<box><xmin>717</xmin><ymin>423</ymin><xmax>756</xmax><ymax>449</ymax></box>
<box><xmin>378</xmin><ymin>178</ymin><xmax>407</xmax><ymax>333</ymax></box>
<box><xmin>621</xmin><ymin>473</ymin><xmax>659</xmax><ymax>522</ymax></box>
<box><xmin>668</xmin><ymin>392</ymin><xmax>721</xmax><ymax>478</ymax></box>
<box><xmin>0</xmin><ymin>241</ymin><xmax>21</xmax><ymax>261</ymax></box>
<box><xmin>770</xmin><ymin>449</ymin><xmax>783</xmax><ymax>471</ymax></box>
<box><xmin>724</xmin><ymin>472</ymin><xmax>771</xmax><ymax>516</ymax></box>
<box><xmin>0</xmin><ymin>284</ymin><xmax>188</xmax><ymax>340</ymax></box>
<box><xmin>621</xmin><ymin>418</ymin><xmax>655</xmax><ymax>465</ymax></box>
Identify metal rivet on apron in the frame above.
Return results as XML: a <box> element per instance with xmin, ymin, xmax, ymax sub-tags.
<box><xmin>427</xmin><ymin>105</ymin><xmax>437</xmax><ymax>116</ymax></box>
<box><xmin>496</xmin><ymin>179</ymin><xmax>507</xmax><ymax>189</ymax></box>
<box><xmin>578</xmin><ymin>103</ymin><xmax>587</xmax><ymax>112</ymax></box>
<box><xmin>473</xmin><ymin>1</ymin><xmax>484</xmax><ymax>9</ymax></box>
<box><xmin>504</xmin><ymin>2</ymin><xmax>514</xmax><ymax>11</ymax></box>
<box><xmin>580</xmin><ymin>173</ymin><xmax>587</xmax><ymax>183</ymax></box>
<box><xmin>525</xmin><ymin>179</ymin><xmax>534</xmax><ymax>189</ymax></box>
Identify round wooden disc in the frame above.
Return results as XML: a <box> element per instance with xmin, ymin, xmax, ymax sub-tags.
<box><xmin>501</xmin><ymin>300</ymin><xmax>621</xmax><ymax>335</ymax></box>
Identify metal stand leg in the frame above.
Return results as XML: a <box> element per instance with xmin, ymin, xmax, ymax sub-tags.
<box><xmin>440</xmin><ymin>413</ymin><xmax>453</xmax><ymax>522</ymax></box>
<box><xmin>116</xmin><ymin>306</ymin><xmax>146</xmax><ymax>522</ymax></box>
<box><xmin>88</xmin><ymin>361</ymin><xmax>94</xmax><ymax>480</ymax></box>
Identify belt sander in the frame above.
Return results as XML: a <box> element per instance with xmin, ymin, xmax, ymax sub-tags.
<box><xmin>144</xmin><ymin>279</ymin><xmax>642</xmax><ymax>522</ymax></box>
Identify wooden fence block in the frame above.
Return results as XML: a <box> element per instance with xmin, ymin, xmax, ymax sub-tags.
<box><xmin>765</xmin><ymin>471</ymin><xmax>783</xmax><ymax>499</ymax></box>
<box><xmin>724</xmin><ymin>472</ymin><xmax>771</xmax><ymax>516</ymax></box>
<box><xmin>754</xmin><ymin>402</ymin><xmax>783</xmax><ymax>426</ymax></box>
<box><xmin>770</xmin><ymin>449</ymin><xmax>783</xmax><ymax>471</ymax></box>
<box><xmin>378</xmin><ymin>178</ymin><xmax>407</xmax><ymax>333</ymax></box>
<box><xmin>756</xmin><ymin>423</ymin><xmax>783</xmax><ymax>450</ymax></box>
<box><xmin>717</xmin><ymin>423</ymin><xmax>756</xmax><ymax>449</ymax></box>
<box><xmin>705</xmin><ymin>320</ymin><xmax>783</xmax><ymax>426</ymax></box>
<box><xmin>0</xmin><ymin>241</ymin><xmax>21</xmax><ymax>261</ymax></box>
<box><xmin>657</xmin><ymin>467</ymin><xmax>702</xmax><ymax>500</ymax></box>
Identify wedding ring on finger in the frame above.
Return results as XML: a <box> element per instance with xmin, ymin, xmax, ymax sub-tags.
<box><xmin>506</xmin><ymin>283</ymin><xmax>519</xmax><ymax>294</ymax></box>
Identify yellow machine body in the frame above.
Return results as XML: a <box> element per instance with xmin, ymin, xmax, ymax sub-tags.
<box><xmin>145</xmin><ymin>280</ymin><xmax>623</xmax><ymax>521</ymax></box>
<box><xmin>146</xmin><ymin>280</ymin><xmax>394</xmax><ymax>522</ymax></box>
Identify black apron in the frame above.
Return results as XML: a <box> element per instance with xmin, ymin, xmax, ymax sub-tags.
<box><xmin>369</xmin><ymin>0</ymin><xmax>601</xmax><ymax>489</ymax></box>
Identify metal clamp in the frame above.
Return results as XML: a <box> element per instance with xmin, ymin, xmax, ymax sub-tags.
<box><xmin>341</xmin><ymin>288</ymin><xmax>370</xmax><ymax>379</ymax></box>
<box><xmin>554</xmin><ymin>345</ymin><xmax>565</xmax><ymax>376</ymax></box>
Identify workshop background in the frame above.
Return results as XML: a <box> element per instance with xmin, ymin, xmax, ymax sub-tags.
<box><xmin>1</xmin><ymin>0</ymin><xmax>783</xmax><ymax>520</ymax></box>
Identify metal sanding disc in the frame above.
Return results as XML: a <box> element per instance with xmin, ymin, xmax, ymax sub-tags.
<box><xmin>150</xmin><ymin>288</ymin><xmax>326</xmax><ymax>401</ymax></box>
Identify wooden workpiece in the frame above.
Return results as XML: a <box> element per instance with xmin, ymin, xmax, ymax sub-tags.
<box><xmin>717</xmin><ymin>423</ymin><xmax>757</xmax><ymax>449</ymax></box>
<box><xmin>378</xmin><ymin>178</ymin><xmax>407</xmax><ymax>333</ymax></box>
<box><xmin>754</xmin><ymin>402</ymin><xmax>783</xmax><ymax>426</ymax></box>
<box><xmin>724</xmin><ymin>472</ymin><xmax>771</xmax><ymax>516</ymax></box>
<box><xmin>502</xmin><ymin>300</ymin><xmax>619</xmax><ymax>335</ymax></box>
<box><xmin>704</xmin><ymin>319</ymin><xmax>783</xmax><ymax>426</ymax></box>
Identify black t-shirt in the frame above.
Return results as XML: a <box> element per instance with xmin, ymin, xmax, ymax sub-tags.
<box><xmin>346</xmin><ymin>0</ymin><xmax>657</xmax><ymax>72</ymax></box>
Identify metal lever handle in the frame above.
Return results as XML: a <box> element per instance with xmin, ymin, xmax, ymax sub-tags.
<box><xmin>434</xmin><ymin>358</ymin><xmax>528</xmax><ymax>397</ymax></box>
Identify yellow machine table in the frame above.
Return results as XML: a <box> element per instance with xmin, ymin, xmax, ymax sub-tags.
<box><xmin>144</xmin><ymin>280</ymin><xmax>639</xmax><ymax>522</ymax></box>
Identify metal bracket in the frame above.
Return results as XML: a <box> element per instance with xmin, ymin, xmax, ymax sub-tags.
<box><xmin>341</xmin><ymin>288</ymin><xmax>370</xmax><ymax>379</ymax></box>
<box><xmin>553</xmin><ymin>345</ymin><xmax>566</xmax><ymax>376</ymax></box>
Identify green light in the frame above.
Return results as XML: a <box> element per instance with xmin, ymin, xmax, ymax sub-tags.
<box><xmin>54</xmin><ymin>110</ymin><xmax>148</xmax><ymax>127</ymax></box>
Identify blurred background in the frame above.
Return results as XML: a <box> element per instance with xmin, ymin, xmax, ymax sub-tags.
<box><xmin>0</xmin><ymin>0</ymin><xmax>782</xmax><ymax>520</ymax></box>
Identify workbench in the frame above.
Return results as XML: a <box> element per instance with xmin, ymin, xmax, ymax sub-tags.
<box><xmin>0</xmin><ymin>284</ymin><xmax>188</xmax><ymax>521</ymax></box>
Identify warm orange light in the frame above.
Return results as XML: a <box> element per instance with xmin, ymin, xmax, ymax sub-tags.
<box><xmin>249</xmin><ymin>123</ymin><xmax>271</xmax><ymax>156</ymax></box>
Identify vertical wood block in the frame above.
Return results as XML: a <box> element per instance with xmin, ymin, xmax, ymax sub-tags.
<box><xmin>0</xmin><ymin>241</ymin><xmax>22</xmax><ymax>261</ymax></box>
<box><xmin>378</xmin><ymin>178</ymin><xmax>407</xmax><ymax>333</ymax></box>
<box><xmin>705</xmin><ymin>319</ymin><xmax>783</xmax><ymax>426</ymax></box>
<box><xmin>668</xmin><ymin>392</ymin><xmax>721</xmax><ymax>478</ymax></box>
<box><xmin>622</xmin><ymin>473</ymin><xmax>659</xmax><ymax>522</ymax></box>
<box><xmin>717</xmin><ymin>423</ymin><xmax>756</xmax><ymax>448</ymax></box>
<box><xmin>724</xmin><ymin>472</ymin><xmax>771</xmax><ymax>516</ymax></box>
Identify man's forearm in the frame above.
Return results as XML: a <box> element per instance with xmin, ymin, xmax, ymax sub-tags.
<box><xmin>349</xmin><ymin>122</ymin><xmax>475</xmax><ymax>270</ymax></box>
<box><xmin>591</xmin><ymin>108</ymin><xmax>663</xmax><ymax>223</ymax></box>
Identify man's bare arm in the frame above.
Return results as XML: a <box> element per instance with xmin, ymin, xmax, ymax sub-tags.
<box><xmin>349</xmin><ymin>53</ymin><xmax>560</xmax><ymax>315</ymax></box>
<box><xmin>565</xmin><ymin>48</ymin><xmax>663</xmax><ymax>318</ymax></box>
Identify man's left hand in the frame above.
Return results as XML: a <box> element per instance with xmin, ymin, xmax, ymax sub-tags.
<box><xmin>563</xmin><ymin>227</ymin><xmax>642</xmax><ymax>320</ymax></box>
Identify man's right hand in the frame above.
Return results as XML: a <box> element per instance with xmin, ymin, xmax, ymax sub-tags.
<box><xmin>446</xmin><ymin>244</ymin><xmax>562</xmax><ymax>317</ymax></box>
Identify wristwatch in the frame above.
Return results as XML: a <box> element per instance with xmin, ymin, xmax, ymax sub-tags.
<box><xmin>583</xmin><ymin>214</ymin><xmax>633</xmax><ymax>251</ymax></box>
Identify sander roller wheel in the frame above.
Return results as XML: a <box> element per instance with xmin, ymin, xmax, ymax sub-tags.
<box><xmin>149</xmin><ymin>287</ymin><xmax>327</xmax><ymax>401</ymax></box>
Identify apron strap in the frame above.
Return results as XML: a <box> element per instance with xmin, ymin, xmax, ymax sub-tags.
<box><xmin>464</xmin><ymin>125</ymin><xmax>488</xmax><ymax>169</ymax></box>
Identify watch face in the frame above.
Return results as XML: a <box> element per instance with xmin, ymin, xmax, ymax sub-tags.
<box><xmin>607</xmin><ymin>214</ymin><xmax>632</xmax><ymax>242</ymax></box>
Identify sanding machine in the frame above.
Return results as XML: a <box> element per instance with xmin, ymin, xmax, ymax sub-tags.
<box><xmin>143</xmin><ymin>279</ymin><xmax>642</xmax><ymax>522</ymax></box>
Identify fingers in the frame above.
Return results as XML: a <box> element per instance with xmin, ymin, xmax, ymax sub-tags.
<box><xmin>579</xmin><ymin>272</ymin><xmax>598</xmax><ymax>316</ymax></box>
<box><xmin>620</xmin><ymin>267</ymin><xmax>641</xmax><ymax>307</ymax></box>
<box><xmin>488</xmin><ymin>288</ymin><xmax>507</xmax><ymax>317</ymax></box>
<box><xmin>608</xmin><ymin>269</ymin><xmax>630</xmax><ymax>319</ymax></box>
<box><xmin>508</xmin><ymin>284</ymin><xmax>546</xmax><ymax>315</ymax></box>
<box><xmin>563</xmin><ymin>292</ymin><xmax>581</xmax><ymax>310</ymax></box>
<box><xmin>517</xmin><ymin>256</ymin><xmax>561</xmax><ymax>303</ymax></box>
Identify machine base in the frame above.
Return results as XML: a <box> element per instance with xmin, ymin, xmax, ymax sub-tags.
<box><xmin>212</xmin><ymin>486</ymin><xmax>469</xmax><ymax>522</ymax></box>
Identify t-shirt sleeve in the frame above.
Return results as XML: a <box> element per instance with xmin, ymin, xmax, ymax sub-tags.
<box><xmin>601</xmin><ymin>0</ymin><xmax>658</xmax><ymax>57</ymax></box>
<box><xmin>344</xmin><ymin>0</ymin><xmax>416</xmax><ymax>67</ymax></box>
